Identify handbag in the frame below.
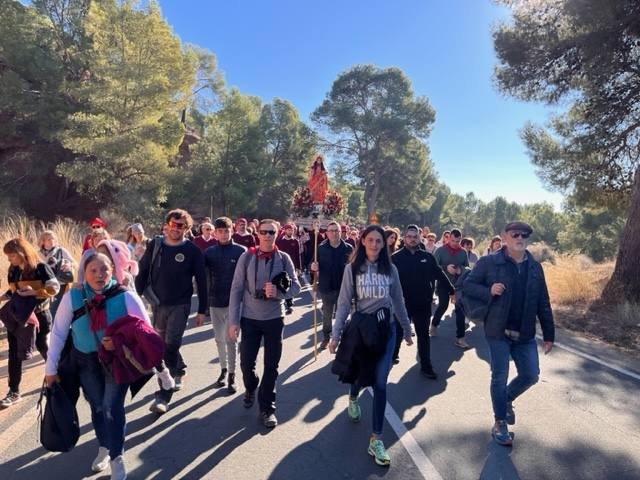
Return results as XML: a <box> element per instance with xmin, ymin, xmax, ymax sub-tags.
<box><xmin>37</xmin><ymin>381</ymin><xmax>80</xmax><ymax>452</ymax></box>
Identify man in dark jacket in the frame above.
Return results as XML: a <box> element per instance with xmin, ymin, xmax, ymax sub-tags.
<box><xmin>204</xmin><ymin>216</ymin><xmax>246</xmax><ymax>394</ymax></box>
<box><xmin>135</xmin><ymin>209</ymin><xmax>207</xmax><ymax>414</ymax></box>
<box><xmin>392</xmin><ymin>225</ymin><xmax>454</xmax><ymax>379</ymax></box>
<box><xmin>463</xmin><ymin>221</ymin><xmax>554</xmax><ymax>447</ymax></box>
<box><xmin>310</xmin><ymin>221</ymin><xmax>353</xmax><ymax>350</ymax></box>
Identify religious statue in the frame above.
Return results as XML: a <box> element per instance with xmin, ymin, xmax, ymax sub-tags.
<box><xmin>307</xmin><ymin>155</ymin><xmax>328</xmax><ymax>204</ymax></box>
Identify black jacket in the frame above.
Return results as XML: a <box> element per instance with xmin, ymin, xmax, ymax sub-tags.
<box><xmin>462</xmin><ymin>247</ymin><xmax>554</xmax><ymax>342</ymax></box>
<box><xmin>392</xmin><ymin>247</ymin><xmax>454</xmax><ymax>315</ymax></box>
<box><xmin>204</xmin><ymin>241</ymin><xmax>247</xmax><ymax>308</ymax></box>
<box><xmin>316</xmin><ymin>240</ymin><xmax>353</xmax><ymax>294</ymax></box>
<box><xmin>331</xmin><ymin>310</ymin><xmax>389</xmax><ymax>387</ymax></box>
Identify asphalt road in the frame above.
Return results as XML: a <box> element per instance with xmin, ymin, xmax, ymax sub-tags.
<box><xmin>1</xmin><ymin>286</ymin><xmax>639</xmax><ymax>480</ymax></box>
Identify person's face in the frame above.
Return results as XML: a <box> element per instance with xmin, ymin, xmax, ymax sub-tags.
<box><xmin>85</xmin><ymin>258</ymin><xmax>113</xmax><ymax>292</ymax></box>
<box><xmin>449</xmin><ymin>235</ymin><xmax>461</xmax><ymax>248</ymax></box>
<box><xmin>422</xmin><ymin>227</ymin><xmax>429</xmax><ymax>237</ymax></box>
<box><xmin>6</xmin><ymin>252</ymin><xmax>23</xmax><ymax>267</ymax></box>
<box><xmin>362</xmin><ymin>230</ymin><xmax>384</xmax><ymax>258</ymax></box>
<box><xmin>216</xmin><ymin>227</ymin><xmax>232</xmax><ymax>244</ymax></box>
<box><xmin>326</xmin><ymin>225</ymin><xmax>340</xmax><ymax>242</ymax></box>
<box><xmin>284</xmin><ymin>227</ymin><xmax>293</xmax><ymax>237</ymax></box>
<box><xmin>462</xmin><ymin>243</ymin><xmax>471</xmax><ymax>252</ymax></box>
<box><xmin>503</xmin><ymin>231</ymin><xmax>529</xmax><ymax>253</ymax></box>
<box><xmin>96</xmin><ymin>245</ymin><xmax>110</xmax><ymax>257</ymax></box>
<box><xmin>386</xmin><ymin>233</ymin><xmax>397</xmax><ymax>247</ymax></box>
<box><xmin>427</xmin><ymin>237</ymin><xmax>435</xmax><ymax>246</ymax></box>
<box><xmin>42</xmin><ymin>235</ymin><xmax>55</xmax><ymax>250</ymax></box>
<box><xmin>492</xmin><ymin>239</ymin><xmax>502</xmax><ymax>251</ymax></box>
<box><xmin>443</xmin><ymin>233</ymin><xmax>451</xmax><ymax>244</ymax></box>
<box><xmin>201</xmin><ymin>224</ymin><xmax>213</xmax><ymax>238</ymax></box>
<box><xmin>237</xmin><ymin>221</ymin><xmax>247</xmax><ymax>233</ymax></box>
<box><xmin>350</xmin><ymin>231</ymin><xmax>358</xmax><ymax>240</ymax></box>
<box><xmin>258</xmin><ymin>222</ymin><xmax>278</xmax><ymax>247</ymax></box>
<box><xmin>91</xmin><ymin>232</ymin><xmax>106</xmax><ymax>247</ymax></box>
<box><xmin>133</xmin><ymin>231</ymin><xmax>143</xmax><ymax>242</ymax></box>
<box><xmin>167</xmin><ymin>218</ymin><xmax>188</xmax><ymax>241</ymax></box>
<box><xmin>404</xmin><ymin>230</ymin><xmax>420</xmax><ymax>249</ymax></box>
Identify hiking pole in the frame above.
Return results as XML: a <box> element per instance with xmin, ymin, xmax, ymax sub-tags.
<box><xmin>313</xmin><ymin>221</ymin><xmax>319</xmax><ymax>360</ymax></box>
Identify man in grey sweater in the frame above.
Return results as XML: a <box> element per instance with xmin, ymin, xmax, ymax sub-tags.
<box><xmin>228</xmin><ymin>219</ymin><xmax>301</xmax><ymax>428</ymax></box>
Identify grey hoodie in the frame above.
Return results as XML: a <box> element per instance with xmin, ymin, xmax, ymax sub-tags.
<box><xmin>228</xmin><ymin>249</ymin><xmax>301</xmax><ymax>326</ymax></box>
<box><xmin>331</xmin><ymin>260</ymin><xmax>412</xmax><ymax>343</ymax></box>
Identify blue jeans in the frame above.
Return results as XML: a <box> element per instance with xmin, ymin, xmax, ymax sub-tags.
<box><xmin>486</xmin><ymin>336</ymin><xmax>540</xmax><ymax>421</ymax></box>
<box><xmin>349</xmin><ymin>320</ymin><xmax>396</xmax><ymax>436</ymax></box>
<box><xmin>74</xmin><ymin>349</ymin><xmax>129</xmax><ymax>458</ymax></box>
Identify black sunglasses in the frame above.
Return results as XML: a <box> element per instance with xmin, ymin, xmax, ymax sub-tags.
<box><xmin>509</xmin><ymin>232</ymin><xmax>530</xmax><ymax>239</ymax></box>
<box><xmin>259</xmin><ymin>230</ymin><xmax>276</xmax><ymax>236</ymax></box>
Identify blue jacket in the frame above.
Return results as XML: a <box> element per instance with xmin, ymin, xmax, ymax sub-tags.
<box><xmin>316</xmin><ymin>240</ymin><xmax>353</xmax><ymax>294</ymax></box>
<box><xmin>462</xmin><ymin>247</ymin><xmax>554</xmax><ymax>342</ymax></box>
<box><xmin>204</xmin><ymin>241</ymin><xmax>247</xmax><ymax>308</ymax></box>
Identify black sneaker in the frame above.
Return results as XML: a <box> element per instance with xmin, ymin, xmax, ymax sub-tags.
<box><xmin>227</xmin><ymin>373</ymin><xmax>237</xmax><ymax>394</ymax></box>
<box><xmin>243</xmin><ymin>390</ymin><xmax>255</xmax><ymax>408</ymax></box>
<box><xmin>319</xmin><ymin>339</ymin><xmax>330</xmax><ymax>350</ymax></box>
<box><xmin>506</xmin><ymin>401</ymin><xmax>516</xmax><ymax>425</ymax></box>
<box><xmin>214</xmin><ymin>368</ymin><xmax>227</xmax><ymax>388</ymax></box>
<box><xmin>261</xmin><ymin>411</ymin><xmax>278</xmax><ymax>428</ymax></box>
<box><xmin>421</xmin><ymin>368</ymin><xmax>438</xmax><ymax>380</ymax></box>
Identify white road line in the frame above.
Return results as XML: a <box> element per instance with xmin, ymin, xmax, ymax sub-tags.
<box><xmin>0</xmin><ymin>404</ymin><xmax>39</xmax><ymax>455</ymax></box>
<box><xmin>536</xmin><ymin>334</ymin><xmax>640</xmax><ymax>382</ymax></box>
<box><xmin>367</xmin><ymin>388</ymin><xmax>443</xmax><ymax>480</ymax></box>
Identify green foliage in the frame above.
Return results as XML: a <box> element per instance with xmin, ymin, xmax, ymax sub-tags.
<box><xmin>557</xmin><ymin>207</ymin><xmax>624</xmax><ymax>262</ymax></box>
<box><xmin>312</xmin><ymin>65</ymin><xmax>437</xmax><ymax>218</ymax></box>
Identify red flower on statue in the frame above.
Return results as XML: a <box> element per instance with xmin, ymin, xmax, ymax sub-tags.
<box><xmin>322</xmin><ymin>190</ymin><xmax>344</xmax><ymax>216</ymax></box>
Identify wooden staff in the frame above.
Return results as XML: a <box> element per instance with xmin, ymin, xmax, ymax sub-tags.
<box><xmin>312</xmin><ymin>221</ymin><xmax>320</xmax><ymax>359</ymax></box>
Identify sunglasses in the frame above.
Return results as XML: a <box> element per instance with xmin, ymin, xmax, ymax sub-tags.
<box><xmin>91</xmin><ymin>225</ymin><xmax>102</xmax><ymax>229</ymax></box>
<box><xmin>259</xmin><ymin>230</ymin><xmax>276</xmax><ymax>236</ymax></box>
<box><xmin>203</xmin><ymin>228</ymin><xmax>212</xmax><ymax>231</ymax></box>
<box><xmin>509</xmin><ymin>232</ymin><xmax>530</xmax><ymax>239</ymax></box>
<box><xmin>169</xmin><ymin>221</ymin><xmax>187</xmax><ymax>230</ymax></box>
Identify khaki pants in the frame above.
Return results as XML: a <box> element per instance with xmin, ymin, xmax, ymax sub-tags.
<box><xmin>210</xmin><ymin>307</ymin><xmax>238</xmax><ymax>373</ymax></box>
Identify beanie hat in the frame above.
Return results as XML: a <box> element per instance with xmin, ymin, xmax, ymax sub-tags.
<box><xmin>130</xmin><ymin>223</ymin><xmax>144</xmax><ymax>235</ymax></box>
<box><xmin>96</xmin><ymin>239</ymin><xmax>139</xmax><ymax>283</ymax></box>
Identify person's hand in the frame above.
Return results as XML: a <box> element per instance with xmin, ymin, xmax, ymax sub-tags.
<box><xmin>310</xmin><ymin>261</ymin><xmax>319</xmax><ymax>272</ymax></box>
<box><xmin>449</xmin><ymin>294</ymin><xmax>456</xmax><ymax>304</ymax></box>
<box><xmin>490</xmin><ymin>283</ymin><xmax>506</xmax><ymax>296</ymax></box>
<box><xmin>404</xmin><ymin>337</ymin><xmax>414</xmax><ymax>346</ymax></box>
<box><xmin>328</xmin><ymin>339</ymin><xmax>339</xmax><ymax>354</ymax></box>
<box><xmin>228</xmin><ymin>324</ymin><xmax>240</xmax><ymax>342</ymax></box>
<box><xmin>44</xmin><ymin>374</ymin><xmax>60</xmax><ymax>388</ymax></box>
<box><xmin>195</xmin><ymin>313</ymin><xmax>205</xmax><ymax>327</ymax></box>
<box><xmin>102</xmin><ymin>336</ymin><xmax>115</xmax><ymax>351</ymax></box>
<box><xmin>17</xmin><ymin>286</ymin><xmax>35</xmax><ymax>297</ymax></box>
<box><xmin>543</xmin><ymin>341</ymin><xmax>553</xmax><ymax>354</ymax></box>
<box><xmin>264</xmin><ymin>283</ymin><xmax>278</xmax><ymax>299</ymax></box>
<box><xmin>60</xmin><ymin>262</ymin><xmax>71</xmax><ymax>272</ymax></box>
<box><xmin>446</xmin><ymin>265</ymin><xmax>457</xmax><ymax>275</ymax></box>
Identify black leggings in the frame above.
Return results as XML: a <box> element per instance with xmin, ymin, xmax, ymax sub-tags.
<box><xmin>7</xmin><ymin>310</ymin><xmax>51</xmax><ymax>393</ymax></box>
<box><xmin>431</xmin><ymin>286</ymin><xmax>450</xmax><ymax>327</ymax></box>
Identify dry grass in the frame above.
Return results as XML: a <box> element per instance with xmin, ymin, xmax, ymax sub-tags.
<box><xmin>543</xmin><ymin>254</ymin><xmax>613</xmax><ymax>305</ymax></box>
<box><xmin>0</xmin><ymin>216</ymin><xmax>85</xmax><ymax>284</ymax></box>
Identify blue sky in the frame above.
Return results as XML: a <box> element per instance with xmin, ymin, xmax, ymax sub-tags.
<box><xmin>162</xmin><ymin>1</ymin><xmax>564</xmax><ymax>209</ymax></box>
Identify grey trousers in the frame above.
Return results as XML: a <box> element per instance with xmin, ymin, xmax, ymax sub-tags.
<box><xmin>320</xmin><ymin>290</ymin><xmax>340</xmax><ymax>340</ymax></box>
<box><xmin>210</xmin><ymin>306</ymin><xmax>238</xmax><ymax>373</ymax></box>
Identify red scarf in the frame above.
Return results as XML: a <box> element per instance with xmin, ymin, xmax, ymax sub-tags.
<box><xmin>445</xmin><ymin>244</ymin><xmax>461</xmax><ymax>256</ymax></box>
<box><xmin>87</xmin><ymin>294</ymin><xmax>108</xmax><ymax>332</ymax></box>
<box><xmin>248</xmin><ymin>245</ymin><xmax>279</xmax><ymax>261</ymax></box>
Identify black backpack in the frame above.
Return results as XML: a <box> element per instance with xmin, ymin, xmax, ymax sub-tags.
<box><xmin>38</xmin><ymin>382</ymin><xmax>80</xmax><ymax>452</ymax></box>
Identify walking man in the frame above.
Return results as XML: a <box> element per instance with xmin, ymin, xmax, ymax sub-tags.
<box><xmin>391</xmin><ymin>225</ymin><xmax>454</xmax><ymax>378</ymax></box>
<box><xmin>228</xmin><ymin>219</ymin><xmax>301</xmax><ymax>428</ymax></box>
<box><xmin>310</xmin><ymin>221</ymin><xmax>353</xmax><ymax>350</ymax></box>
<box><xmin>432</xmin><ymin>228</ymin><xmax>470</xmax><ymax>348</ymax></box>
<box><xmin>136</xmin><ymin>209</ymin><xmax>207</xmax><ymax>413</ymax></box>
<box><xmin>204</xmin><ymin>217</ymin><xmax>246</xmax><ymax>394</ymax></box>
<box><xmin>463</xmin><ymin>221</ymin><xmax>554</xmax><ymax>446</ymax></box>
<box><xmin>232</xmin><ymin>217</ymin><xmax>256</xmax><ymax>249</ymax></box>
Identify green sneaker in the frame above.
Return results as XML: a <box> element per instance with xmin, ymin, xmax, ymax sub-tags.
<box><xmin>347</xmin><ymin>397</ymin><xmax>361</xmax><ymax>422</ymax></box>
<box><xmin>368</xmin><ymin>437</ymin><xmax>391</xmax><ymax>466</ymax></box>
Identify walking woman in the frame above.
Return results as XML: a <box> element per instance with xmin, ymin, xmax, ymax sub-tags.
<box><xmin>384</xmin><ymin>227</ymin><xmax>401</xmax><ymax>254</ymax></box>
<box><xmin>45</xmin><ymin>253</ymin><xmax>150</xmax><ymax>480</ymax></box>
<box><xmin>328</xmin><ymin>225</ymin><xmax>413</xmax><ymax>466</ymax></box>
<box><xmin>1</xmin><ymin>238</ymin><xmax>60</xmax><ymax>408</ymax></box>
<box><xmin>39</xmin><ymin>230</ymin><xmax>76</xmax><ymax>317</ymax></box>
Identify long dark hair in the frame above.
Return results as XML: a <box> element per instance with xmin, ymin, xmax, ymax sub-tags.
<box><xmin>349</xmin><ymin>224</ymin><xmax>392</xmax><ymax>276</ymax></box>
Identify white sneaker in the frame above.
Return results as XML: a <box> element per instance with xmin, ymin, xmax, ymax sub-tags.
<box><xmin>92</xmin><ymin>446</ymin><xmax>110</xmax><ymax>472</ymax></box>
<box><xmin>110</xmin><ymin>455</ymin><xmax>127</xmax><ymax>480</ymax></box>
<box><xmin>157</xmin><ymin>368</ymin><xmax>175</xmax><ymax>390</ymax></box>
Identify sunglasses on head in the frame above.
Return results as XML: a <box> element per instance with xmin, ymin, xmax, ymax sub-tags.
<box><xmin>169</xmin><ymin>221</ymin><xmax>187</xmax><ymax>230</ymax></box>
<box><xmin>259</xmin><ymin>229</ymin><xmax>276</xmax><ymax>236</ymax></box>
<box><xmin>509</xmin><ymin>231</ymin><xmax>530</xmax><ymax>239</ymax></box>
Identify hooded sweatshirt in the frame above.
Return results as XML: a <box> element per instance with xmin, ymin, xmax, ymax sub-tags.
<box><xmin>331</xmin><ymin>260</ymin><xmax>412</xmax><ymax>343</ymax></box>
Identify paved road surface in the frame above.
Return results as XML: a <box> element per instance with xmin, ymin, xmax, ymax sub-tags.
<box><xmin>1</xmin><ymin>286</ymin><xmax>639</xmax><ymax>479</ymax></box>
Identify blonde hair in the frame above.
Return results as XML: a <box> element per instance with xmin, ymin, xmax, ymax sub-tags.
<box><xmin>39</xmin><ymin>230</ymin><xmax>57</xmax><ymax>249</ymax></box>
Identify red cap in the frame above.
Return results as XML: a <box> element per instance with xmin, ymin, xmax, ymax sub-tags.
<box><xmin>89</xmin><ymin>217</ymin><xmax>106</xmax><ymax>228</ymax></box>
<box><xmin>283</xmin><ymin>224</ymin><xmax>293</xmax><ymax>230</ymax></box>
<box><xmin>237</xmin><ymin>217</ymin><xmax>247</xmax><ymax>224</ymax></box>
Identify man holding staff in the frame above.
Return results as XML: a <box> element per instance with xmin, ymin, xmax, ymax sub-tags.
<box><xmin>311</xmin><ymin>221</ymin><xmax>353</xmax><ymax>350</ymax></box>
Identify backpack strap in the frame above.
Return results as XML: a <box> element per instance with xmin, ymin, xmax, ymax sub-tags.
<box><xmin>70</xmin><ymin>284</ymin><xmax>127</xmax><ymax>323</ymax></box>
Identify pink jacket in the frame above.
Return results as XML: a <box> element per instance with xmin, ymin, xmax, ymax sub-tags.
<box><xmin>98</xmin><ymin>315</ymin><xmax>164</xmax><ymax>384</ymax></box>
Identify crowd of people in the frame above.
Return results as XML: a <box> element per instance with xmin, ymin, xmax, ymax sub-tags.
<box><xmin>0</xmin><ymin>209</ymin><xmax>554</xmax><ymax>477</ymax></box>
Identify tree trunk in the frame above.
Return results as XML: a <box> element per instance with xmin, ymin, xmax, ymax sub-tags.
<box><xmin>364</xmin><ymin>178</ymin><xmax>379</xmax><ymax>220</ymax></box>
<box><xmin>601</xmin><ymin>167</ymin><xmax>640</xmax><ymax>304</ymax></box>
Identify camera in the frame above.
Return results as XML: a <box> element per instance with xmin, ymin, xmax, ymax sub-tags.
<box><xmin>254</xmin><ymin>289</ymin><xmax>267</xmax><ymax>300</ymax></box>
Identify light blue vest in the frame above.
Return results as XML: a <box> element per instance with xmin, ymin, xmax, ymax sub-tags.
<box><xmin>69</xmin><ymin>281</ymin><xmax>128</xmax><ymax>353</ymax></box>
